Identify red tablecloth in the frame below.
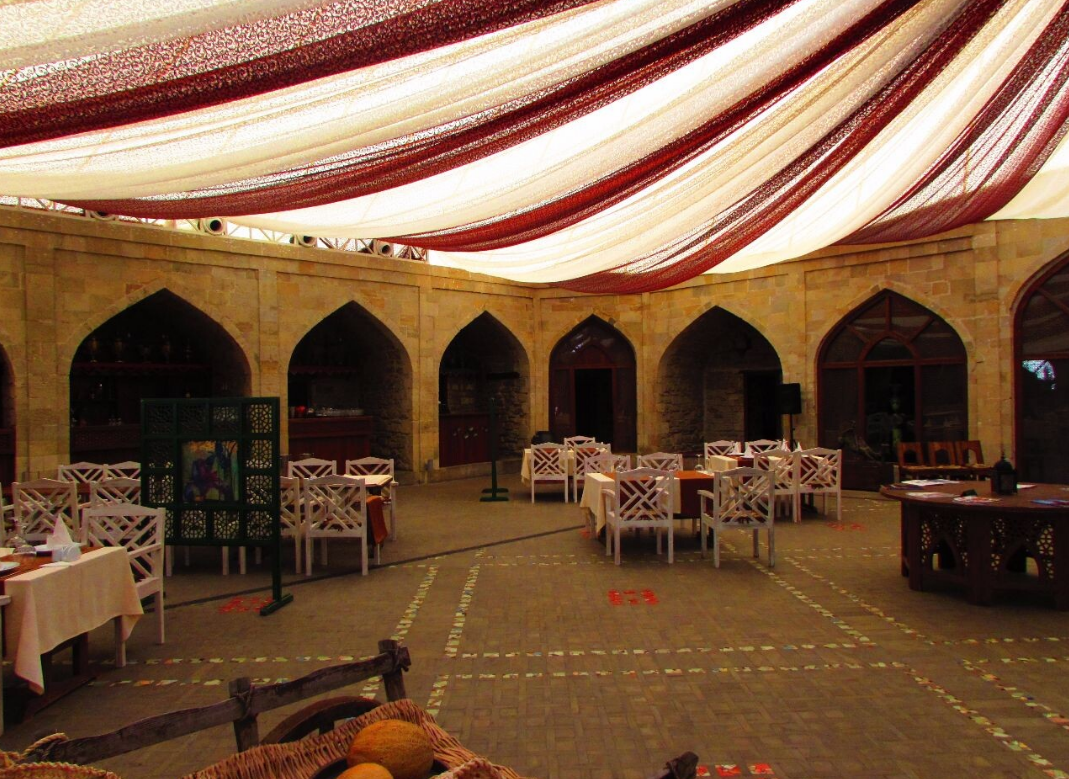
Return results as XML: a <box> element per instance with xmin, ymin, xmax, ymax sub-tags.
<box><xmin>367</xmin><ymin>495</ymin><xmax>388</xmax><ymax>545</ymax></box>
<box><xmin>675</xmin><ymin>471</ymin><xmax>717</xmax><ymax>517</ymax></box>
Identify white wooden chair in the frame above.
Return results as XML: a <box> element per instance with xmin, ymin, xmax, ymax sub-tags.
<box><xmin>796</xmin><ymin>447</ymin><xmax>843</xmax><ymax>523</ymax></box>
<box><xmin>530</xmin><ymin>442</ymin><xmax>568</xmax><ymax>502</ymax></box>
<box><xmin>699</xmin><ymin>467</ymin><xmax>775</xmax><ymax>568</ymax></box>
<box><xmin>82</xmin><ymin>504</ymin><xmax>165</xmax><ymax>664</ymax></box>
<box><xmin>345</xmin><ymin>457</ymin><xmax>398</xmax><ymax>540</ymax></box>
<box><xmin>287</xmin><ymin>457</ymin><xmax>337</xmax><ymax>479</ymax></box>
<box><xmin>301</xmin><ymin>475</ymin><xmax>378</xmax><ymax>576</ymax></box>
<box><xmin>636</xmin><ymin>452</ymin><xmax>683</xmax><ymax>472</ymax></box>
<box><xmin>563</xmin><ymin>435</ymin><xmax>597</xmax><ymax>448</ymax></box>
<box><xmin>12</xmin><ymin>478</ymin><xmax>80</xmax><ymax>544</ymax></box>
<box><xmin>106</xmin><ymin>461</ymin><xmax>141</xmax><ymax>479</ymax></box>
<box><xmin>602</xmin><ymin>467</ymin><xmax>674</xmax><ymax>565</ymax></box>
<box><xmin>572</xmin><ymin>444</ymin><xmax>611</xmax><ymax>502</ymax></box>
<box><xmin>89</xmin><ymin>477</ymin><xmax>142</xmax><ymax>506</ymax></box>
<box><xmin>704</xmin><ymin>441</ymin><xmax>740</xmax><ymax>466</ymax></box>
<box><xmin>753</xmin><ymin>449</ymin><xmax>798</xmax><ymax>523</ymax></box>
<box><xmin>746</xmin><ymin>439</ymin><xmax>782</xmax><ymax>455</ymax></box>
<box><xmin>57</xmin><ymin>462</ymin><xmax>109</xmax><ymax>484</ymax></box>
<box><xmin>280</xmin><ymin>475</ymin><xmax>303</xmax><ymax>574</ymax></box>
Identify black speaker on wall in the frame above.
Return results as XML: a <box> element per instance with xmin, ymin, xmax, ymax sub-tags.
<box><xmin>777</xmin><ymin>383</ymin><xmax>802</xmax><ymax>415</ymax></box>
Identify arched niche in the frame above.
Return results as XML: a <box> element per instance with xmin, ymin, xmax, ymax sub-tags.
<box><xmin>549</xmin><ymin>316</ymin><xmax>636</xmax><ymax>451</ymax></box>
<box><xmin>70</xmin><ymin>290</ymin><xmax>251</xmax><ymax>462</ymax></box>
<box><xmin>287</xmin><ymin>302</ymin><xmax>413</xmax><ymax>471</ymax></box>
<box><xmin>818</xmin><ymin>290</ymin><xmax>966</xmax><ymax>461</ymax></box>
<box><xmin>658</xmin><ymin>307</ymin><xmax>783</xmax><ymax>454</ymax></box>
<box><xmin>1015</xmin><ymin>251</ymin><xmax>1069</xmax><ymax>482</ymax></box>
<box><xmin>438</xmin><ymin>312</ymin><xmax>530</xmax><ymax>466</ymax></box>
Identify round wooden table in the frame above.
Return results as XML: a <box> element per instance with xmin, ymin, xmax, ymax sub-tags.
<box><xmin>881</xmin><ymin>480</ymin><xmax>1069</xmax><ymax>609</ymax></box>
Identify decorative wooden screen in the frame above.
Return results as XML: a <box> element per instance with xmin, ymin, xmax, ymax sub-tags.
<box><xmin>141</xmin><ymin>396</ymin><xmax>290</xmax><ymax>613</ymax></box>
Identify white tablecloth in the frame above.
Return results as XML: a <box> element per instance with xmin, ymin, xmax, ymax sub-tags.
<box><xmin>4</xmin><ymin>546</ymin><xmax>143</xmax><ymax>693</ymax></box>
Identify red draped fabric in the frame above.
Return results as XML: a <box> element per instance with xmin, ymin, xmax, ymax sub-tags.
<box><xmin>399</xmin><ymin>0</ymin><xmax>922</xmax><ymax>251</ymax></box>
<box><xmin>562</xmin><ymin>0</ymin><xmax>1007</xmax><ymax>293</ymax></box>
<box><xmin>69</xmin><ymin>0</ymin><xmax>800</xmax><ymax>219</ymax></box>
<box><xmin>0</xmin><ymin>0</ymin><xmax>601</xmax><ymax>148</ymax></box>
<box><xmin>841</xmin><ymin>5</ymin><xmax>1069</xmax><ymax>245</ymax></box>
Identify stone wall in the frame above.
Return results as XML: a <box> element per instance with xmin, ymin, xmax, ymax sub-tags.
<box><xmin>1</xmin><ymin>207</ymin><xmax>1068</xmax><ymax>481</ymax></box>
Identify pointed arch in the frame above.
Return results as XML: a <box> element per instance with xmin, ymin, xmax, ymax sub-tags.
<box><xmin>549</xmin><ymin>315</ymin><xmax>636</xmax><ymax>450</ymax></box>
<box><xmin>657</xmin><ymin>306</ymin><xmax>783</xmax><ymax>453</ymax></box>
<box><xmin>287</xmin><ymin>301</ymin><xmax>413</xmax><ymax>471</ymax></box>
<box><xmin>69</xmin><ymin>289</ymin><xmax>253</xmax><ymax>462</ymax></box>
<box><xmin>817</xmin><ymin>289</ymin><xmax>967</xmax><ymax>462</ymax></box>
<box><xmin>438</xmin><ymin>311</ymin><xmax>531</xmax><ymax>466</ymax></box>
<box><xmin>1014</xmin><ymin>248</ymin><xmax>1069</xmax><ymax>482</ymax></box>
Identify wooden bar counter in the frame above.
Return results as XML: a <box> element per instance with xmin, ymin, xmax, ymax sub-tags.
<box><xmin>881</xmin><ymin>480</ymin><xmax>1069</xmax><ymax>609</ymax></box>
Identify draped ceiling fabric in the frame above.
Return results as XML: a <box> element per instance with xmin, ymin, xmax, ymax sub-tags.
<box><xmin>2</xmin><ymin>0</ymin><xmax>1069</xmax><ymax>292</ymax></box>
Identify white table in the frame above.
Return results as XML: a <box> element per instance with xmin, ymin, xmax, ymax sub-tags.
<box><xmin>4</xmin><ymin>546</ymin><xmax>143</xmax><ymax>694</ymax></box>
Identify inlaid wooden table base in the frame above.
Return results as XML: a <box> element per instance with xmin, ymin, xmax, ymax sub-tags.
<box><xmin>881</xmin><ymin>480</ymin><xmax>1069</xmax><ymax>609</ymax></box>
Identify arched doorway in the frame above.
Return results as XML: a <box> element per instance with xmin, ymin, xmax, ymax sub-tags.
<box><xmin>438</xmin><ymin>313</ymin><xmax>530</xmax><ymax>467</ymax></box>
<box><xmin>288</xmin><ymin>303</ymin><xmax>412</xmax><ymax>471</ymax></box>
<box><xmin>70</xmin><ymin>290</ymin><xmax>251</xmax><ymax>463</ymax></box>
<box><xmin>818</xmin><ymin>290</ymin><xmax>967</xmax><ymax>463</ymax></box>
<box><xmin>659</xmin><ymin>308</ymin><xmax>782</xmax><ymax>454</ymax></box>
<box><xmin>549</xmin><ymin>317</ymin><xmax>636</xmax><ymax>451</ymax></box>
<box><xmin>1015</xmin><ymin>252</ymin><xmax>1069</xmax><ymax>483</ymax></box>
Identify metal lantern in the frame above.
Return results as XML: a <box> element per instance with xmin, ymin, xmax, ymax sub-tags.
<box><xmin>992</xmin><ymin>450</ymin><xmax>1018</xmax><ymax>496</ymax></box>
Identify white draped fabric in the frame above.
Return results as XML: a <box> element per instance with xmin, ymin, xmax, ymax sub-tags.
<box><xmin>1</xmin><ymin>0</ymin><xmax>1069</xmax><ymax>289</ymax></box>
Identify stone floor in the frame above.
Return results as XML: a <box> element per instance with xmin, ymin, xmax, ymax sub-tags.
<box><xmin>3</xmin><ymin>474</ymin><xmax>1069</xmax><ymax>779</ymax></box>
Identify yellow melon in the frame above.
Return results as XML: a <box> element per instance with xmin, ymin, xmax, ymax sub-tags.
<box><xmin>338</xmin><ymin>763</ymin><xmax>394</xmax><ymax>779</ymax></box>
<box><xmin>346</xmin><ymin>719</ymin><xmax>434</xmax><ymax>779</ymax></box>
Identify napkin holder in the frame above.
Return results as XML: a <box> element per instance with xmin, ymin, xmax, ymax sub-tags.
<box><xmin>50</xmin><ymin>543</ymin><xmax>82</xmax><ymax>562</ymax></box>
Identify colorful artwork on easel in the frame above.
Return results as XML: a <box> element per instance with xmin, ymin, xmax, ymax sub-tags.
<box><xmin>181</xmin><ymin>440</ymin><xmax>239</xmax><ymax>503</ymax></box>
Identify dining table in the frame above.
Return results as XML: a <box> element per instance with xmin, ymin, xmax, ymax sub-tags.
<box><xmin>1</xmin><ymin>545</ymin><xmax>143</xmax><ymax>719</ymax></box>
<box><xmin>579</xmin><ymin>470</ymin><xmax>717</xmax><ymax>536</ymax></box>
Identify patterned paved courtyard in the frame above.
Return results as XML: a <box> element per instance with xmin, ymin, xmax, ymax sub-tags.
<box><xmin>3</xmin><ymin>474</ymin><xmax>1069</xmax><ymax>779</ymax></box>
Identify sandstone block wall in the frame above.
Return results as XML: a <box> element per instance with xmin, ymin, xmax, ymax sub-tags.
<box><xmin>0</xmin><ymin>207</ymin><xmax>1067</xmax><ymax>481</ymax></box>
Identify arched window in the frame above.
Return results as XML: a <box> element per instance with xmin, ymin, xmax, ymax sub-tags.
<box><xmin>1015</xmin><ymin>253</ymin><xmax>1069</xmax><ymax>482</ymax></box>
<box><xmin>818</xmin><ymin>291</ymin><xmax>966</xmax><ymax>461</ymax></box>
<box><xmin>549</xmin><ymin>317</ymin><xmax>636</xmax><ymax>451</ymax></box>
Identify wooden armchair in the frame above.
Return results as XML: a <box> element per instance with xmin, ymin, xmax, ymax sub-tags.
<box><xmin>955</xmin><ymin>440</ymin><xmax>991</xmax><ymax>479</ymax></box>
<box><xmin>927</xmin><ymin>441</ymin><xmax>968</xmax><ymax>479</ymax></box>
<box><xmin>896</xmin><ymin>442</ymin><xmax>941</xmax><ymax>480</ymax></box>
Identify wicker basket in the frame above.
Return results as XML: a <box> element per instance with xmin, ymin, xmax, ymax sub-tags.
<box><xmin>0</xmin><ymin>739</ymin><xmax>122</xmax><ymax>779</ymax></box>
<box><xmin>185</xmin><ymin>699</ymin><xmax>529</xmax><ymax>779</ymax></box>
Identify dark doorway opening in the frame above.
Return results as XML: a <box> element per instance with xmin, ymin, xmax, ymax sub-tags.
<box><xmin>743</xmin><ymin>371</ymin><xmax>782</xmax><ymax>441</ymax></box>
<box><xmin>575</xmin><ymin>368</ymin><xmax>614</xmax><ymax>443</ymax></box>
<box><xmin>863</xmin><ymin>365</ymin><xmax>916</xmax><ymax>460</ymax></box>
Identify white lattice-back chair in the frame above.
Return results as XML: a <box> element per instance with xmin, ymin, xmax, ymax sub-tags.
<box><xmin>796</xmin><ymin>448</ymin><xmax>843</xmax><ymax>523</ymax></box>
<box><xmin>302</xmin><ymin>475</ymin><xmax>378</xmax><ymax>576</ymax></box>
<box><xmin>107</xmin><ymin>461</ymin><xmax>141</xmax><ymax>479</ymax></box>
<box><xmin>345</xmin><ymin>457</ymin><xmax>398</xmax><ymax>540</ymax></box>
<box><xmin>563</xmin><ymin>435</ymin><xmax>597</xmax><ymax>449</ymax></box>
<box><xmin>90</xmin><ymin>477</ymin><xmax>142</xmax><ymax>506</ymax></box>
<box><xmin>280</xmin><ymin>476</ymin><xmax>303</xmax><ymax>574</ymax></box>
<box><xmin>572</xmin><ymin>444</ymin><xmax>611</xmax><ymax>502</ymax></box>
<box><xmin>12</xmin><ymin>478</ymin><xmax>80</xmax><ymax>544</ymax></box>
<box><xmin>82</xmin><ymin>504</ymin><xmax>165</xmax><ymax>663</ymax></box>
<box><xmin>699</xmin><ymin>467</ymin><xmax>775</xmax><ymax>568</ymax></box>
<box><xmin>287</xmin><ymin>457</ymin><xmax>337</xmax><ymax>479</ymax></box>
<box><xmin>0</xmin><ymin>487</ymin><xmax>12</xmax><ymax>544</ymax></box>
<box><xmin>57</xmin><ymin>462</ymin><xmax>109</xmax><ymax>484</ymax></box>
<box><xmin>602</xmin><ymin>467</ymin><xmax>674</xmax><ymax>565</ymax></box>
<box><xmin>636</xmin><ymin>452</ymin><xmax>683</xmax><ymax>472</ymax></box>
<box><xmin>530</xmin><ymin>443</ymin><xmax>568</xmax><ymax>503</ymax></box>
<box><xmin>704</xmin><ymin>441</ymin><xmax>740</xmax><ymax>466</ymax></box>
<box><xmin>587</xmin><ymin>452</ymin><xmax>631</xmax><ymax>474</ymax></box>
<box><xmin>753</xmin><ymin>449</ymin><xmax>798</xmax><ymax>523</ymax></box>
<box><xmin>746</xmin><ymin>439</ymin><xmax>782</xmax><ymax>455</ymax></box>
